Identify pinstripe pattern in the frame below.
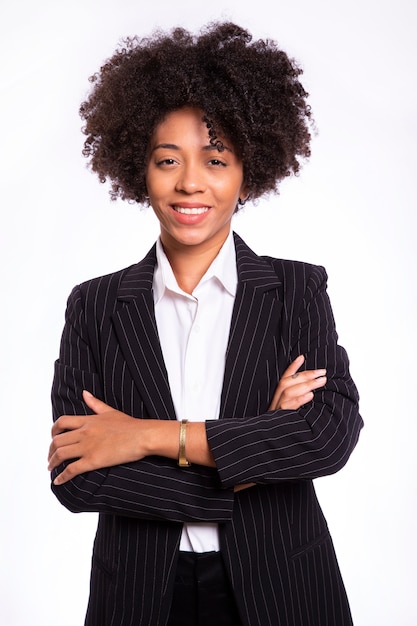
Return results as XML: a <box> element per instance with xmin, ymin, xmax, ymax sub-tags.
<box><xmin>51</xmin><ymin>233</ymin><xmax>362</xmax><ymax>625</ymax></box>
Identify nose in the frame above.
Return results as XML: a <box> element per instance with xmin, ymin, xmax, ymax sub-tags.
<box><xmin>175</xmin><ymin>162</ymin><xmax>206</xmax><ymax>194</ymax></box>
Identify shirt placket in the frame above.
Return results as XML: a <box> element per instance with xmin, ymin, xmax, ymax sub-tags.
<box><xmin>184</xmin><ymin>297</ymin><xmax>204</xmax><ymax>423</ymax></box>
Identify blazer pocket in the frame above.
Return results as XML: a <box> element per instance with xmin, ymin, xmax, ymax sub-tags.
<box><xmin>288</xmin><ymin>529</ymin><xmax>331</xmax><ymax>560</ymax></box>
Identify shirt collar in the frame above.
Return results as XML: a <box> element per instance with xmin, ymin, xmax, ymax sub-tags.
<box><xmin>153</xmin><ymin>230</ymin><xmax>237</xmax><ymax>303</ymax></box>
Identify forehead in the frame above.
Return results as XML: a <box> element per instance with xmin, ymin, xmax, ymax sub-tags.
<box><xmin>152</xmin><ymin>107</ymin><xmax>209</xmax><ymax>141</ymax></box>
<box><xmin>148</xmin><ymin>106</ymin><xmax>240</xmax><ymax>159</ymax></box>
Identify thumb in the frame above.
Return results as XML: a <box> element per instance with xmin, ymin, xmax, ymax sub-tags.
<box><xmin>82</xmin><ymin>390</ymin><xmax>112</xmax><ymax>414</ymax></box>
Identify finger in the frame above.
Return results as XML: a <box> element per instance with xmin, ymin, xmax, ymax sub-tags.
<box><xmin>48</xmin><ymin>429</ymin><xmax>80</xmax><ymax>462</ymax></box>
<box><xmin>53</xmin><ymin>459</ymin><xmax>87</xmax><ymax>486</ymax></box>
<box><xmin>48</xmin><ymin>439</ymin><xmax>81</xmax><ymax>471</ymax></box>
<box><xmin>281</xmin><ymin>375</ymin><xmax>327</xmax><ymax>399</ymax></box>
<box><xmin>234</xmin><ymin>482</ymin><xmax>256</xmax><ymax>493</ymax></box>
<box><xmin>269</xmin><ymin>354</ymin><xmax>327</xmax><ymax>411</ymax></box>
<box><xmin>269</xmin><ymin>375</ymin><xmax>326</xmax><ymax>411</ymax></box>
<box><xmin>282</xmin><ymin>368</ymin><xmax>327</xmax><ymax>388</ymax></box>
<box><xmin>51</xmin><ymin>414</ymin><xmax>83</xmax><ymax>437</ymax></box>
<box><xmin>279</xmin><ymin>391</ymin><xmax>314</xmax><ymax>411</ymax></box>
<box><xmin>82</xmin><ymin>390</ymin><xmax>112</xmax><ymax>414</ymax></box>
<box><xmin>281</xmin><ymin>355</ymin><xmax>305</xmax><ymax>379</ymax></box>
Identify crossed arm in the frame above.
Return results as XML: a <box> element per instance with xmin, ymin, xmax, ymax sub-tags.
<box><xmin>48</xmin><ymin>354</ymin><xmax>326</xmax><ymax>486</ymax></box>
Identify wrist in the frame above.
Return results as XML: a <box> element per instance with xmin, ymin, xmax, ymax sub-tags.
<box><xmin>143</xmin><ymin>419</ymin><xmax>216</xmax><ymax>468</ymax></box>
<box><xmin>178</xmin><ymin>419</ymin><xmax>191</xmax><ymax>467</ymax></box>
<box><xmin>144</xmin><ymin>420</ymin><xmax>180</xmax><ymax>460</ymax></box>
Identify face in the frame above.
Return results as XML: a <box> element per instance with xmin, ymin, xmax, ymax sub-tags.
<box><xmin>145</xmin><ymin>107</ymin><xmax>247</xmax><ymax>255</ymax></box>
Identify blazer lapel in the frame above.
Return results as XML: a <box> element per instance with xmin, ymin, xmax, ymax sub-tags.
<box><xmin>220</xmin><ymin>233</ymin><xmax>283</xmax><ymax>418</ymax></box>
<box><xmin>112</xmin><ymin>246</ymin><xmax>177</xmax><ymax>420</ymax></box>
<box><xmin>110</xmin><ymin>234</ymin><xmax>282</xmax><ymax>421</ymax></box>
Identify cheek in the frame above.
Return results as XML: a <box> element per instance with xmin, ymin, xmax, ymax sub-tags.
<box><xmin>145</xmin><ymin>167</ymin><xmax>160</xmax><ymax>194</ymax></box>
<box><xmin>214</xmin><ymin>173</ymin><xmax>241</xmax><ymax>196</ymax></box>
<box><xmin>150</xmin><ymin>204</ymin><xmax>167</xmax><ymax>227</ymax></box>
<box><xmin>223</xmin><ymin>178</ymin><xmax>245</xmax><ymax>203</ymax></box>
<box><xmin>147</xmin><ymin>173</ymin><xmax>173</xmax><ymax>201</ymax></box>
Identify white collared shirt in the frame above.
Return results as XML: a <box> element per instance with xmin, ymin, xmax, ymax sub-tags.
<box><xmin>153</xmin><ymin>230</ymin><xmax>237</xmax><ymax>552</ymax></box>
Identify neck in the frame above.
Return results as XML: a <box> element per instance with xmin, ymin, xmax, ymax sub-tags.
<box><xmin>160</xmin><ymin>233</ymin><xmax>230</xmax><ymax>294</ymax></box>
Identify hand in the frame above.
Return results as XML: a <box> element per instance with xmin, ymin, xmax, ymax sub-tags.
<box><xmin>268</xmin><ymin>355</ymin><xmax>326</xmax><ymax>411</ymax></box>
<box><xmin>234</xmin><ymin>482</ymin><xmax>256</xmax><ymax>493</ymax></box>
<box><xmin>48</xmin><ymin>391</ymin><xmax>146</xmax><ymax>485</ymax></box>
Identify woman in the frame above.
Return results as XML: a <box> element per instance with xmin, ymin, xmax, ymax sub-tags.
<box><xmin>48</xmin><ymin>22</ymin><xmax>363</xmax><ymax>625</ymax></box>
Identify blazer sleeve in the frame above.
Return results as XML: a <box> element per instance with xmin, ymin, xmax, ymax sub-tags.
<box><xmin>50</xmin><ymin>285</ymin><xmax>234</xmax><ymax>523</ymax></box>
<box><xmin>206</xmin><ymin>263</ymin><xmax>363</xmax><ymax>488</ymax></box>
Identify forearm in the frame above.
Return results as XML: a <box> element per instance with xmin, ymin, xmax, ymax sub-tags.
<box><xmin>145</xmin><ymin>419</ymin><xmax>216</xmax><ymax>468</ymax></box>
<box><xmin>207</xmin><ymin>367</ymin><xmax>362</xmax><ymax>488</ymax></box>
<box><xmin>51</xmin><ymin>283</ymin><xmax>233</xmax><ymax>520</ymax></box>
<box><xmin>51</xmin><ymin>363</ymin><xmax>229</xmax><ymax>520</ymax></box>
<box><xmin>51</xmin><ymin>457</ymin><xmax>234</xmax><ymax>522</ymax></box>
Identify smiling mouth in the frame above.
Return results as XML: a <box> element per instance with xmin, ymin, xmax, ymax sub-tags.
<box><xmin>172</xmin><ymin>206</ymin><xmax>210</xmax><ymax>215</ymax></box>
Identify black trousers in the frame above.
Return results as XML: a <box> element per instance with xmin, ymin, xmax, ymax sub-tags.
<box><xmin>167</xmin><ymin>551</ymin><xmax>242</xmax><ymax>626</ymax></box>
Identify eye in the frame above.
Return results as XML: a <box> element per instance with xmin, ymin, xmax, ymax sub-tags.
<box><xmin>156</xmin><ymin>158</ymin><xmax>178</xmax><ymax>167</ymax></box>
<box><xmin>208</xmin><ymin>158</ymin><xmax>227</xmax><ymax>167</ymax></box>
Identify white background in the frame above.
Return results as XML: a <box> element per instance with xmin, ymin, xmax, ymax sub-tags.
<box><xmin>1</xmin><ymin>1</ymin><xmax>416</xmax><ymax>624</ymax></box>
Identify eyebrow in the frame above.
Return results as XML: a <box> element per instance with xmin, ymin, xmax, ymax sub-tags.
<box><xmin>150</xmin><ymin>143</ymin><xmax>232</xmax><ymax>154</ymax></box>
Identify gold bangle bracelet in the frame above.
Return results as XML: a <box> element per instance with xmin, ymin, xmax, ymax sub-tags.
<box><xmin>178</xmin><ymin>419</ymin><xmax>191</xmax><ymax>467</ymax></box>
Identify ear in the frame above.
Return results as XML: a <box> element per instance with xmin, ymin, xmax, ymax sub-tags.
<box><xmin>238</xmin><ymin>183</ymin><xmax>250</xmax><ymax>205</ymax></box>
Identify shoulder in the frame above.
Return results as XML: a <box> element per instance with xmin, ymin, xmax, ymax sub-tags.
<box><xmin>68</xmin><ymin>265</ymin><xmax>132</xmax><ymax>307</ymax></box>
<box><xmin>264</xmin><ymin>256</ymin><xmax>328</xmax><ymax>287</ymax></box>
<box><xmin>66</xmin><ymin>244</ymin><xmax>157</xmax><ymax>313</ymax></box>
<box><xmin>233</xmin><ymin>232</ymin><xmax>328</xmax><ymax>289</ymax></box>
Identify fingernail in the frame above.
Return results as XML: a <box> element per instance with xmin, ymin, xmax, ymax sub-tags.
<box><xmin>83</xmin><ymin>390</ymin><xmax>93</xmax><ymax>398</ymax></box>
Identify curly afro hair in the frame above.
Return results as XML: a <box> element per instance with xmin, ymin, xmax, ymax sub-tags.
<box><xmin>80</xmin><ymin>22</ymin><xmax>312</xmax><ymax>206</ymax></box>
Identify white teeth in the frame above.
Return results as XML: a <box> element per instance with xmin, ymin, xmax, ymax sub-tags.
<box><xmin>172</xmin><ymin>206</ymin><xmax>209</xmax><ymax>215</ymax></box>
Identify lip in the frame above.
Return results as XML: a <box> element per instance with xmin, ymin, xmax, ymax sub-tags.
<box><xmin>172</xmin><ymin>206</ymin><xmax>210</xmax><ymax>215</ymax></box>
<box><xmin>171</xmin><ymin>202</ymin><xmax>209</xmax><ymax>208</ymax></box>
<box><xmin>169</xmin><ymin>203</ymin><xmax>211</xmax><ymax>223</ymax></box>
<box><xmin>171</xmin><ymin>202</ymin><xmax>211</xmax><ymax>210</ymax></box>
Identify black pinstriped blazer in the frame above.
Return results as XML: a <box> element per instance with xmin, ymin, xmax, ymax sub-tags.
<box><xmin>51</xmin><ymin>233</ymin><xmax>363</xmax><ymax>625</ymax></box>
